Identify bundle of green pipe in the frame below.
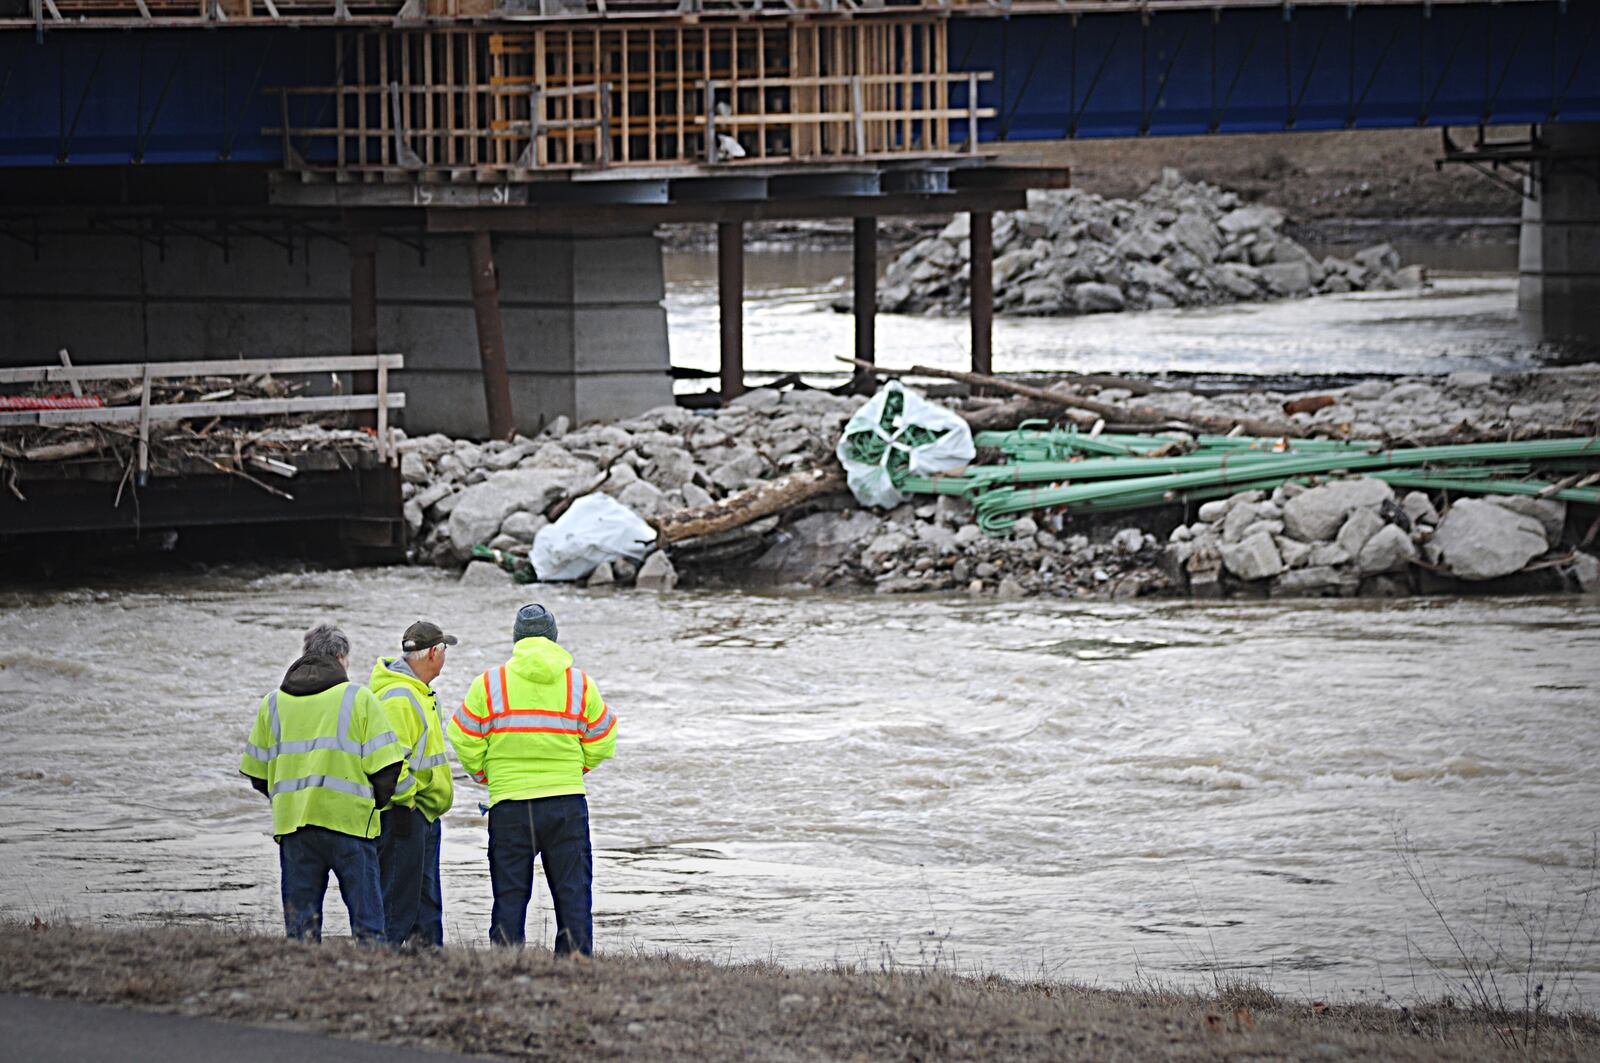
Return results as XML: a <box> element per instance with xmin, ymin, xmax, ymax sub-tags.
<box><xmin>838</xmin><ymin>386</ymin><xmax>950</xmax><ymax>486</ymax></box>
<box><xmin>900</xmin><ymin>427</ymin><xmax>1600</xmax><ymax>532</ymax></box>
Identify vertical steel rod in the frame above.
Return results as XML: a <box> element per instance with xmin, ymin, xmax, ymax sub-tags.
<box><xmin>349</xmin><ymin>230</ymin><xmax>378</xmax><ymax>429</ymax></box>
<box><xmin>717</xmin><ymin>220</ymin><xmax>745</xmax><ymax>402</ymax></box>
<box><xmin>468</xmin><ymin>230</ymin><xmax>516</xmax><ymax>440</ymax></box>
<box><xmin>969</xmin><ymin>210</ymin><xmax>994</xmax><ymax>378</ymax></box>
<box><xmin>853</xmin><ymin>216</ymin><xmax>877</xmax><ymax>394</ymax></box>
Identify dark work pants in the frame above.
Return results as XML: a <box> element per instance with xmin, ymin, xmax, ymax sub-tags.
<box><xmin>487</xmin><ymin>795</ymin><xmax>593</xmax><ymax>955</ymax></box>
<box><xmin>377</xmin><ymin>805</ymin><xmax>427</xmax><ymax>946</ymax></box>
<box><xmin>278</xmin><ymin>826</ymin><xmax>384</xmax><ymax>943</ymax></box>
<box><xmin>418</xmin><ymin>816</ymin><xmax>444</xmax><ymax>947</ymax></box>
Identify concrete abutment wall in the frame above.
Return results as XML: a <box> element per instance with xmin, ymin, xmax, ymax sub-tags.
<box><xmin>0</xmin><ymin>224</ymin><xmax>674</xmax><ymax>437</ymax></box>
<box><xmin>1520</xmin><ymin>123</ymin><xmax>1600</xmax><ymax>346</ymax></box>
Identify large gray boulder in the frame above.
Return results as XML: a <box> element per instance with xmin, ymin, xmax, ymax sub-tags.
<box><xmin>1282</xmin><ymin>479</ymin><xmax>1395</xmax><ymax>542</ymax></box>
<box><xmin>1486</xmin><ymin>495</ymin><xmax>1566</xmax><ymax>547</ymax></box>
<box><xmin>750</xmin><ymin>511</ymin><xmax>883</xmax><ymax>584</ymax></box>
<box><xmin>636</xmin><ymin>550</ymin><xmax>679</xmax><ymax>591</ymax></box>
<box><xmin>447</xmin><ymin>468</ymin><xmax>582</xmax><ymax>559</ymax></box>
<box><xmin>1219</xmin><ymin>530</ymin><xmax>1283</xmax><ymax>581</ymax></box>
<box><xmin>1072</xmin><ymin>282</ymin><xmax>1126</xmax><ymax>313</ymax></box>
<box><xmin>1261</xmin><ymin>260</ymin><xmax>1313</xmax><ymax>296</ymax></box>
<box><xmin>1356</xmin><ymin>524</ymin><xmax>1417</xmax><ymax>575</ymax></box>
<box><xmin>640</xmin><ymin>447</ymin><xmax>698</xmax><ymax>492</ymax></box>
<box><xmin>1273</xmin><ymin>565</ymin><xmax>1359</xmax><ymax>597</ymax></box>
<box><xmin>1335</xmin><ymin>508</ymin><xmax>1386</xmax><ymax>558</ymax></box>
<box><xmin>1430</xmin><ymin>498</ymin><xmax>1548</xmax><ymax>580</ymax></box>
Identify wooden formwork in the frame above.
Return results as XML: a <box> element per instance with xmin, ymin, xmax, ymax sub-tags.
<box><xmin>268</xmin><ymin>18</ymin><xmax>991</xmax><ymax>175</ymax></box>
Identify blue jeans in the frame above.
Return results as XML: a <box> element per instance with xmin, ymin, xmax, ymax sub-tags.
<box><xmin>377</xmin><ymin>806</ymin><xmax>427</xmax><ymax>946</ymax></box>
<box><xmin>488</xmin><ymin>795</ymin><xmax>593</xmax><ymax>955</ymax></box>
<box><xmin>279</xmin><ymin>826</ymin><xmax>384</xmax><ymax>943</ymax></box>
<box><xmin>418</xmin><ymin>816</ymin><xmax>444</xmax><ymax>947</ymax></box>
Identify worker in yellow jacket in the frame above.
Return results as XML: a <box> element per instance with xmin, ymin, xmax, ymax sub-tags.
<box><xmin>369</xmin><ymin>620</ymin><xmax>458</xmax><ymax>947</ymax></box>
<box><xmin>240</xmin><ymin>623</ymin><xmax>406</xmax><ymax>942</ymax></box>
<box><xmin>447</xmin><ymin>604</ymin><xmax>617</xmax><ymax>954</ymax></box>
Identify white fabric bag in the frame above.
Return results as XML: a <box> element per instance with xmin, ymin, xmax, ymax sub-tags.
<box><xmin>835</xmin><ymin>381</ymin><xmax>975</xmax><ymax>508</ymax></box>
<box><xmin>531</xmin><ymin>492</ymin><xmax>658</xmax><ymax>581</ymax></box>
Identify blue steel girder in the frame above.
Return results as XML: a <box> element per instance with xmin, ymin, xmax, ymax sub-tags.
<box><xmin>948</xmin><ymin>0</ymin><xmax>1600</xmax><ymax>143</ymax></box>
<box><xmin>0</xmin><ymin>29</ymin><xmax>336</xmax><ymax>166</ymax></box>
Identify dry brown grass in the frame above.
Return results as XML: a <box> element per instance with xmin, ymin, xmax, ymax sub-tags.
<box><xmin>2</xmin><ymin>921</ymin><xmax>1597</xmax><ymax>1062</ymax></box>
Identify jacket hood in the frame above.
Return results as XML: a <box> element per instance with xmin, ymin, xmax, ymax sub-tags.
<box><xmin>280</xmin><ymin>654</ymin><xmax>348</xmax><ymax>696</ymax></box>
<box><xmin>507</xmin><ymin>636</ymin><xmax>574</xmax><ymax>683</ymax></box>
<box><xmin>370</xmin><ymin>656</ymin><xmax>434</xmax><ymax>700</ymax></box>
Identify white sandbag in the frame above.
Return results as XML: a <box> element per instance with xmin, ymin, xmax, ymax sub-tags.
<box><xmin>835</xmin><ymin>381</ymin><xmax>975</xmax><ymax>508</ymax></box>
<box><xmin>531</xmin><ymin>493</ymin><xmax>658</xmax><ymax>581</ymax></box>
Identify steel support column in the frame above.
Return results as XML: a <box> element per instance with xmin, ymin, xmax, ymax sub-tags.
<box><xmin>349</xmin><ymin>230</ymin><xmax>378</xmax><ymax>429</ymax></box>
<box><xmin>718</xmin><ymin>220</ymin><xmax>745</xmax><ymax>402</ymax></box>
<box><xmin>969</xmin><ymin>211</ymin><xmax>994</xmax><ymax>377</ymax></box>
<box><xmin>853</xmin><ymin>216</ymin><xmax>878</xmax><ymax>394</ymax></box>
<box><xmin>467</xmin><ymin>230</ymin><xmax>515</xmax><ymax>440</ymax></box>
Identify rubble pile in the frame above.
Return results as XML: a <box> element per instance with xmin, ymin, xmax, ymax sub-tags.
<box><xmin>836</xmin><ymin>172</ymin><xmax>1425</xmax><ymax>317</ymax></box>
<box><xmin>1166</xmin><ymin>478</ymin><xmax>1598</xmax><ymax>598</ymax></box>
<box><xmin>399</xmin><ymin>389</ymin><xmax>858</xmax><ymax>581</ymax></box>
<box><xmin>398</xmin><ymin>366</ymin><xmax>1599</xmax><ymax>601</ymax></box>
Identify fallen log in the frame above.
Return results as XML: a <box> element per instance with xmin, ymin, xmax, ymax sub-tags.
<box><xmin>960</xmin><ymin>394</ymin><xmax>1097</xmax><ymax>433</ymax></box>
<box><xmin>838</xmin><ymin>356</ymin><xmax>1307</xmax><ymax>439</ymax></box>
<box><xmin>22</xmin><ymin>437</ymin><xmax>101</xmax><ymax>463</ymax></box>
<box><xmin>654</xmin><ymin>465</ymin><xmax>846</xmax><ymax>545</ymax></box>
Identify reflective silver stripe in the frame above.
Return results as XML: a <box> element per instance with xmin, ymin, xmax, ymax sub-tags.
<box><xmin>393</xmin><ymin>773</ymin><xmax>418</xmax><ymax>796</ymax></box>
<box><xmin>271</xmin><ymin>735</ymin><xmax>367</xmax><ymax>757</ymax></box>
<box><xmin>582</xmin><ymin>708</ymin><xmax>615</xmax><ymax>740</ymax></box>
<box><xmin>269</xmin><ymin>774</ymin><xmax>374</xmax><ymax>799</ymax></box>
<box><xmin>452</xmin><ymin>706</ymin><xmax>489</xmax><ymax>736</ymax></box>
<box><xmin>360</xmin><ymin>731</ymin><xmax>400</xmax><ymax>757</ymax></box>
<box><xmin>414</xmin><ymin>751</ymin><xmax>450</xmax><ymax>770</ymax></box>
<box><xmin>567</xmin><ymin>668</ymin><xmax>584</xmax><ymax>717</ymax></box>
<box><xmin>487</xmin><ymin>712</ymin><xmax>585</xmax><ymax>735</ymax></box>
<box><xmin>381</xmin><ymin>687</ymin><xmax>423</xmax><ymax>710</ymax></box>
<box><xmin>337</xmin><ymin>684</ymin><xmax>358</xmax><ymax>742</ymax></box>
<box><xmin>382</xmin><ymin>687</ymin><xmax>436</xmax><ymax>772</ymax></box>
<box><xmin>485</xmin><ymin>670</ymin><xmax>505</xmax><ymax>717</ymax></box>
<box><xmin>252</xmin><ymin>686</ymin><xmax>395</xmax><ymax>762</ymax></box>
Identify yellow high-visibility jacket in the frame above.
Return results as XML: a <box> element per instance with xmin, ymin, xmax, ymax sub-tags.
<box><xmin>240</xmin><ymin>676</ymin><xmax>405</xmax><ymax>840</ymax></box>
<box><xmin>447</xmin><ymin>636</ymin><xmax>617</xmax><ymax>807</ymax></box>
<box><xmin>369</xmin><ymin>657</ymin><xmax>455</xmax><ymax>822</ymax></box>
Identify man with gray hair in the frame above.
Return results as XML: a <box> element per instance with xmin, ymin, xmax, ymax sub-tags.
<box><xmin>240</xmin><ymin>623</ymin><xmax>407</xmax><ymax>942</ymax></box>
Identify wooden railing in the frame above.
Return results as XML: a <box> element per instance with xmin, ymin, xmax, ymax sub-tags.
<box><xmin>0</xmin><ymin>355</ymin><xmax>406</xmax><ymax>474</ymax></box>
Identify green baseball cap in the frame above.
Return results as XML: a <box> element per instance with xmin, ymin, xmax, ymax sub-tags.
<box><xmin>402</xmin><ymin>620</ymin><xmax>459</xmax><ymax>653</ymax></box>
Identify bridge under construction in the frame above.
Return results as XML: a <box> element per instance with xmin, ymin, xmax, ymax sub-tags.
<box><xmin>2</xmin><ymin>0</ymin><xmax>1598</xmax><ymax>440</ymax></box>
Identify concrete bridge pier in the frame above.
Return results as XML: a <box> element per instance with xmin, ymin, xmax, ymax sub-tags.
<box><xmin>1521</xmin><ymin>123</ymin><xmax>1600</xmax><ymax>346</ymax></box>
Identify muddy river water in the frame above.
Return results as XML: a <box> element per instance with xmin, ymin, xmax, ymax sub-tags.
<box><xmin>664</xmin><ymin>245</ymin><xmax>1549</xmax><ymax>384</ymax></box>
<box><xmin>3</xmin><ymin>570</ymin><xmax>1598</xmax><ymax>1007</ymax></box>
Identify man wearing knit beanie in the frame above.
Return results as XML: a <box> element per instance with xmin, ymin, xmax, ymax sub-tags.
<box><xmin>446</xmin><ymin>603</ymin><xmax>617</xmax><ymax>955</ymax></box>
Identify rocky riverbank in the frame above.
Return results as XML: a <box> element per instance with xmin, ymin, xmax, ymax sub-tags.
<box><xmin>396</xmin><ymin>366</ymin><xmax>1600</xmax><ymax>602</ymax></box>
<box><xmin>7</xmin><ymin>923</ymin><xmax>1592</xmax><ymax>1062</ymax></box>
<box><xmin>832</xmin><ymin>172</ymin><xmax>1424</xmax><ymax>317</ymax></box>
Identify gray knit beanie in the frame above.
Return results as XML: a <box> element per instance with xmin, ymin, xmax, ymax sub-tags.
<box><xmin>513</xmin><ymin>603</ymin><xmax>558</xmax><ymax>644</ymax></box>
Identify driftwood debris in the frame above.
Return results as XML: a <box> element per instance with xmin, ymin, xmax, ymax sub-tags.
<box><xmin>654</xmin><ymin>465</ymin><xmax>845</xmax><ymax>545</ymax></box>
<box><xmin>838</xmin><ymin>357</ymin><xmax>1306</xmax><ymax>439</ymax></box>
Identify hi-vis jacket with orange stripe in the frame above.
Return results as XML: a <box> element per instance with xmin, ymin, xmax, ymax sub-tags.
<box><xmin>446</xmin><ymin>636</ymin><xmax>617</xmax><ymax>807</ymax></box>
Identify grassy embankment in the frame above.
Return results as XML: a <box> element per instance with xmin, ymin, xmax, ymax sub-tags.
<box><xmin>2</xmin><ymin>921</ymin><xmax>1596</xmax><ymax>1061</ymax></box>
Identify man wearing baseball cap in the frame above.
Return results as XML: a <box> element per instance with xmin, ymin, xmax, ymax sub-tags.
<box><xmin>369</xmin><ymin>620</ymin><xmax>458</xmax><ymax>946</ymax></box>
